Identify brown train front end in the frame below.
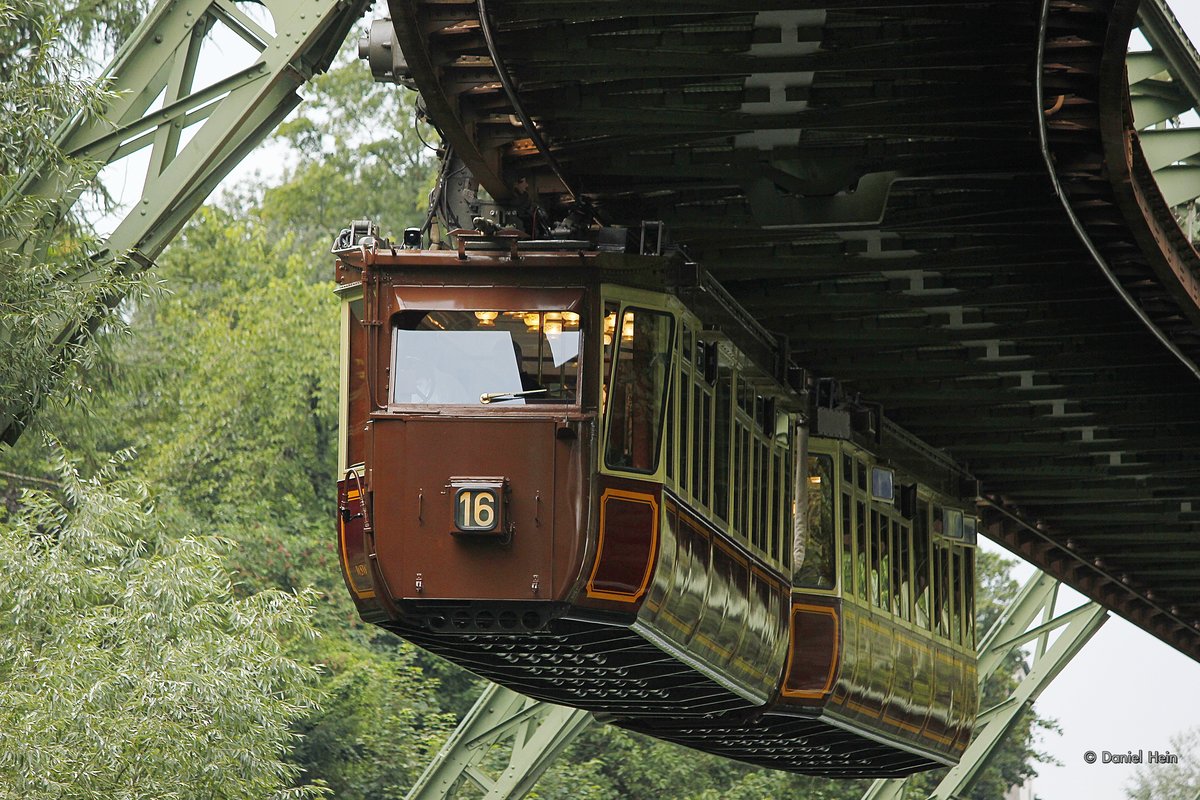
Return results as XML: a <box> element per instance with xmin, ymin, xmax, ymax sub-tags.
<box><xmin>335</xmin><ymin>238</ymin><xmax>978</xmax><ymax>777</ymax></box>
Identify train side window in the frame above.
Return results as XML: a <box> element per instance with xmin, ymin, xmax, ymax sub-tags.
<box><xmin>665</xmin><ymin>368</ymin><xmax>675</xmax><ymax>482</ymax></box>
<box><xmin>841</xmin><ymin>491</ymin><xmax>853</xmax><ymax>595</ymax></box>
<box><xmin>678</xmin><ymin>363</ymin><xmax>690</xmax><ymax>489</ymax></box>
<box><xmin>856</xmin><ymin>499</ymin><xmax>869</xmax><ymax>602</ymax></box>
<box><xmin>932</xmin><ymin>544</ymin><xmax>942</xmax><ymax>638</ymax></box>
<box><xmin>700</xmin><ymin>383</ymin><xmax>712</xmax><ymax>507</ymax></box>
<box><xmin>872</xmin><ymin>509</ymin><xmax>888</xmax><ymax>611</ymax></box>
<box><xmin>888</xmin><ymin>519</ymin><xmax>899</xmax><ymax>617</ymax></box>
<box><xmin>914</xmin><ymin>500</ymin><xmax>932</xmax><ymax>630</ymax></box>
<box><xmin>692</xmin><ymin>379</ymin><xmax>704</xmax><ymax>504</ymax></box>
<box><xmin>345</xmin><ymin>299</ymin><xmax>369</xmax><ymax>468</ymax></box>
<box><xmin>601</xmin><ymin>301</ymin><xmax>620</xmax><ymax>408</ymax></box>
<box><xmin>773</xmin><ymin>448</ymin><xmax>785</xmax><ymax>565</ymax></box>
<box><xmin>773</xmin><ymin>448</ymin><xmax>783</xmax><ymax>561</ymax></box>
<box><xmin>604</xmin><ymin>308</ymin><xmax>675</xmax><ymax>473</ymax></box>
<box><xmin>936</xmin><ymin>545</ymin><xmax>952</xmax><ymax>640</ymax></box>
<box><xmin>748</xmin><ymin>432</ymin><xmax>758</xmax><ymax>549</ymax></box>
<box><xmin>713</xmin><ymin>369</ymin><xmax>732</xmax><ymax>521</ymax></box>
<box><xmin>756</xmin><ymin>437</ymin><xmax>770</xmax><ymax>553</ymax></box>
<box><xmin>951</xmin><ymin>550</ymin><xmax>963</xmax><ymax>646</ymax></box>
<box><xmin>893</xmin><ymin>519</ymin><xmax>910</xmax><ymax>622</ymax></box>
<box><xmin>741</xmin><ymin>425</ymin><xmax>752</xmax><ymax>539</ymax></box>
<box><xmin>964</xmin><ymin>548</ymin><xmax>976</xmax><ymax>648</ymax></box>
<box><xmin>782</xmin><ymin>437</ymin><xmax>794</xmax><ymax>569</ymax></box>
<box><xmin>795</xmin><ymin>454</ymin><xmax>835</xmax><ymax>589</ymax></box>
<box><xmin>905</xmin><ymin>522</ymin><xmax>915</xmax><ymax>622</ymax></box>
<box><xmin>746</xmin><ymin>427</ymin><xmax>756</xmax><ymax>545</ymax></box>
<box><xmin>733</xmin><ymin>421</ymin><xmax>746</xmax><ymax>533</ymax></box>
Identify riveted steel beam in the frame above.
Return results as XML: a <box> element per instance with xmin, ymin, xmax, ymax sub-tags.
<box><xmin>405</xmin><ymin>683</ymin><xmax>593</xmax><ymax>800</ymax></box>
<box><xmin>1131</xmin><ymin>0</ymin><xmax>1200</xmax><ymax>213</ymax></box>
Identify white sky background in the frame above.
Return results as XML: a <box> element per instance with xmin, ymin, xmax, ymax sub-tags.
<box><xmin>89</xmin><ymin>4</ymin><xmax>1200</xmax><ymax>799</ymax></box>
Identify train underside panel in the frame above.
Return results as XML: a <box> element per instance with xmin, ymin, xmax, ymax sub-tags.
<box><xmin>387</xmin><ymin>610</ymin><xmax>758</xmax><ymax>718</ymax></box>
<box><xmin>623</xmin><ymin>714</ymin><xmax>942</xmax><ymax>777</ymax></box>
<box><xmin>386</xmin><ymin>604</ymin><xmax>947</xmax><ymax>775</ymax></box>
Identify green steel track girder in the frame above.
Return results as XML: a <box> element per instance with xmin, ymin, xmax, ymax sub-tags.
<box><xmin>405</xmin><ymin>683</ymin><xmax>593</xmax><ymax>800</ymax></box>
<box><xmin>1131</xmin><ymin>0</ymin><xmax>1200</xmax><ymax>213</ymax></box>
<box><xmin>860</xmin><ymin>571</ymin><xmax>1108</xmax><ymax>800</ymax></box>
<box><xmin>0</xmin><ymin>0</ymin><xmax>371</xmax><ymax>443</ymax></box>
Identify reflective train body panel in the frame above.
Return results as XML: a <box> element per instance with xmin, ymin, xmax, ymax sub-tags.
<box><xmin>335</xmin><ymin>240</ymin><xmax>978</xmax><ymax>776</ymax></box>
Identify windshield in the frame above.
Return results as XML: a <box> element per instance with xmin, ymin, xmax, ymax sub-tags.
<box><xmin>390</xmin><ymin>310</ymin><xmax>581</xmax><ymax>405</ymax></box>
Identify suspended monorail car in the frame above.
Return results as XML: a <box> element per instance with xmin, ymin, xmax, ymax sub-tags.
<box><xmin>334</xmin><ymin>226</ymin><xmax>979</xmax><ymax>777</ymax></box>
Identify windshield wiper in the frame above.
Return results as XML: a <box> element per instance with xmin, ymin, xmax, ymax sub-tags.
<box><xmin>479</xmin><ymin>388</ymin><xmax>547</xmax><ymax>405</ymax></box>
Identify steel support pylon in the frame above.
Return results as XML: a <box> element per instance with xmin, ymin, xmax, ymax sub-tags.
<box><xmin>1</xmin><ymin>0</ymin><xmax>370</xmax><ymax>443</ymax></box>
<box><xmin>860</xmin><ymin>570</ymin><xmax>1108</xmax><ymax>800</ymax></box>
<box><xmin>406</xmin><ymin>683</ymin><xmax>594</xmax><ymax>800</ymax></box>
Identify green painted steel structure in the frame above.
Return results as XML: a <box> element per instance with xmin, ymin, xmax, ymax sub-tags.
<box><xmin>0</xmin><ymin>0</ymin><xmax>372</xmax><ymax>443</ymax></box>
<box><xmin>1131</xmin><ymin>1</ymin><xmax>1200</xmax><ymax>212</ymax></box>
<box><xmin>405</xmin><ymin>684</ymin><xmax>592</xmax><ymax>800</ymax></box>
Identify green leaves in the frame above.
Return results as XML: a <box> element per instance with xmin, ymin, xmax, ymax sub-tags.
<box><xmin>292</xmin><ymin>639</ymin><xmax>457</xmax><ymax>798</ymax></box>
<box><xmin>0</xmin><ymin>449</ymin><xmax>325</xmax><ymax>800</ymax></box>
<box><xmin>0</xmin><ymin>0</ymin><xmax>155</xmax><ymax>446</ymax></box>
<box><xmin>260</xmin><ymin>47</ymin><xmax>438</xmax><ymax>251</ymax></box>
<box><xmin>1125</xmin><ymin>726</ymin><xmax>1200</xmax><ymax>800</ymax></box>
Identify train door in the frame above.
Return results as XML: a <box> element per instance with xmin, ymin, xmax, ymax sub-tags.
<box><xmin>584</xmin><ymin>288</ymin><xmax>676</xmax><ymax>607</ymax></box>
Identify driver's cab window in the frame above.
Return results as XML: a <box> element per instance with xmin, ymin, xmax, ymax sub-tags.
<box><xmin>604</xmin><ymin>307</ymin><xmax>675</xmax><ymax>474</ymax></box>
<box><xmin>390</xmin><ymin>309</ymin><xmax>581</xmax><ymax>405</ymax></box>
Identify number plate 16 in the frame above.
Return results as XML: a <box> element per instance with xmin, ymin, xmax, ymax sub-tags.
<box><xmin>455</xmin><ymin>488</ymin><xmax>497</xmax><ymax>531</ymax></box>
<box><xmin>449</xmin><ymin>478</ymin><xmax>509</xmax><ymax>535</ymax></box>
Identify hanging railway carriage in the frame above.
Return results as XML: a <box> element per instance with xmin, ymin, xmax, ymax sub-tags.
<box><xmin>334</xmin><ymin>226</ymin><xmax>980</xmax><ymax>777</ymax></box>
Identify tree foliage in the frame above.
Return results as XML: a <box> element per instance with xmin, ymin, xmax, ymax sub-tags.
<box><xmin>1126</xmin><ymin>726</ymin><xmax>1200</xmax><ymax>800</ymax></box>
<box><xmin>0</xmin><ymin>0</ymin><xmax>157</xmax><ymax>444</ymax></box>
<box><xmin>2</xmin><ymin>10</ymin><xmax>453</xmax><ymax>798</ymax></box>
<box><xmin>0</xmin><ymin>448</ymin><xmax>324</xmax><ymax>800</ymax></box>
<box><xmin>261</xmin><ymin>53</ymin><xmax>437</xmax><ymax>253</ymax></box>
